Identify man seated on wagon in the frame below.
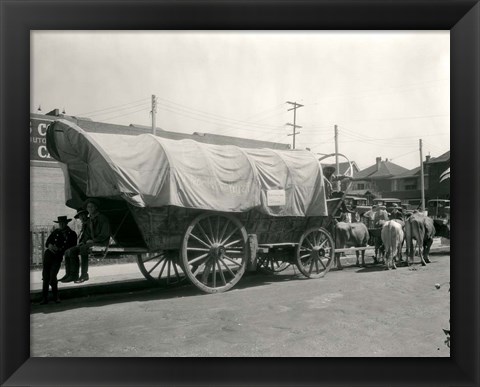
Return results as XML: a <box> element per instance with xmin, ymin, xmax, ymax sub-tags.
<box><xmin>63</xmin><ymin>198</ymin><xmax>111</xmax><ymax>283</ymax></box>
<box><xmin>322</xmin><ymin>166</ymin><xmax>352</xmax><ymax>199</ymax></box>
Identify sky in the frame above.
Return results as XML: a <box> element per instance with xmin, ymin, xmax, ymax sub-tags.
<box><xmin>31</xmin><ymin>31</ymin><xmax>449</xmax><ymax>170</ymax></box>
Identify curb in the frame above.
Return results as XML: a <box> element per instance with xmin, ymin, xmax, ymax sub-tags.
<box><xmin>30</xmin><ymin>279</ymin><xmax>156</xmax><ymax>303</ymax></box>
<box><xmin>30</xmin><ymin>246</ymin><xmax>449</xmax><ymax>302</ymax></box>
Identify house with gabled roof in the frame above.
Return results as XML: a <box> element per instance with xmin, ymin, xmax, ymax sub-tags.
<box><xmin>350</xmin><ymin>157</ymin><xmax>409</xmax><ymax>200</ymax></box>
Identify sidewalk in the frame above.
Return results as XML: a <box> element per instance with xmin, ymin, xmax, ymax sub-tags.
<box><xmin>30</xmin><ymin>240</ymin><xmax>450</xmax><ymax>302</ymax></box>
<box><xmin>30</xmin><ymin>262</ymin><xmax>153</xmax><ymax>302</ymax></box>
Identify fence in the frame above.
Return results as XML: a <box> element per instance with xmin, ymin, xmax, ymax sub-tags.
<box><xmin>30</xmin><ymin>222</ymin><xmax>83</xmax><ymax>266</ymax></box>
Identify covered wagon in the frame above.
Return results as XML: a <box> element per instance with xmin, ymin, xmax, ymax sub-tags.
<box><xmin>47</xmin><ymin>119</ymin><xmax>344</xmax><ymax>293</ymax></box>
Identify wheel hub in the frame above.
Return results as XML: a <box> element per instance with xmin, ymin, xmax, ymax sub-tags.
<box><xmin>210</xmin><ymin>243</ymin><xmax>225</xmax><ymax>259</ymax></box>
<box><xmin>313</xmin><ymin>246</ymin><xmax>326</xmax><ymax>257</ymax></box>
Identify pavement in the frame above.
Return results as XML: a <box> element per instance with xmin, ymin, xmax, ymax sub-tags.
<box><xmin>30</xmin><ymin>238</ymin><xmax>450</xmax><ymax>303</ymax></box>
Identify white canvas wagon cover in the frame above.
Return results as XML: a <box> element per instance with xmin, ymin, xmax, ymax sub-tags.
<box><xmin>47</xmin><ymin>119</ymin><xmax>327</xmax><ymax>217</ymax></box>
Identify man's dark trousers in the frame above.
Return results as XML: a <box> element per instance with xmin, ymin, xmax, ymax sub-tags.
<box><xmin>42</xmin><ymin>249</ymin><xmax>63</xmax><ymax>301</ymax></box>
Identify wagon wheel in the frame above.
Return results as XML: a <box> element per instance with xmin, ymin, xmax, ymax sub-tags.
<box><xmin>295</xmin><ymin>227</ymin><xmax>335</xmax><ymax>278</ymax></box>
<box><xmin>137</xmin><ymin>250</ymin><xmax>187</xmax><ymax>286</ymax></box>
<box><xmin>181</xmin><ymin>213</ymin><xmax>248</xmax><ymax>293</ymax></box>
<box><xmin>257</xmin><ymin>255</ymin><xmax>290</xmax><ymax>274</ymax></box>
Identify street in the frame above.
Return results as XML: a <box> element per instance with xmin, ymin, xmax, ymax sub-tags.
<box><xmin>30</xmin><ymin>251</ymin><xmax>450</xmax><ymax>357</ymax></box>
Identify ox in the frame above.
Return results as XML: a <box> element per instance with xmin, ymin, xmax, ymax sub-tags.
<box><xmin>405</xmin><ymin>212</ymin><xmax>436</xmax><ymax>266</ymax></box>
<box><xmin>334</xmin><ymin>222</ymin><xmax>370</xmax><ymax>268</ymax></box>
<box><xmin>381</xmin><ymin>220</ymin><xmax>404</xmax><ymax>270</ymax></box>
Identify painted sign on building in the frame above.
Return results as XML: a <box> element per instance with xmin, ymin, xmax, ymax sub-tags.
<box><xmin>30</xmin><ymin>117</ymin><xmax>55</xmax><ymax>161</ymax></box>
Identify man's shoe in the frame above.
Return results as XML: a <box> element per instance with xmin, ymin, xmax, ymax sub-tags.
<box><xmin>75</xmin><ymin>274</ymin><xmax>89</xmax><ymax>283</ymax></box>
<box><xmin>58</xmin><ymin>274</ymin><xmax>69</xmax><ymax>282</ymax></box>
<box><xmin>54</xmin><ymin>298</ymin><xmax>61</xmax><ymax>304</ymax></box>
<box><xmin>39</xmin><ymin>299</ymin><xmax>49</xmax><ymax>305</ymax></box>
<box><xmin>61</xmin><ymin>276</ymin><xmax>76</xmax><ymax>283</ymax></box>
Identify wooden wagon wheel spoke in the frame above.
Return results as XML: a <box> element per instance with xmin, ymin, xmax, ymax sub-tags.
<box><xmin>219</xmin><ymin>256</ymin><xmax>237</xmax><ymax>277</ymax></box>
<box><xmin>305</xmin><ymin>237</ymin><xmax>315</xmax><ymax>250</ymax></box>
<box><xmin>157</xmin><ymin>257</ymin><xmax>169</xmax><ymax>280</ymax></box>
<box><xmin>147</xmin><ymin>255</ymin><xmax>166</xmax><ymax>275</ymax></box>
<box><xmin>309</xmin><ymin>255</ymin><xmax>316</xmax><ymax>274</ymax></box>
<box><xmin>222</xmin><ymin>255</ymin><xmax>243</xmax><ymax>267</ymax></box>
<box><xmin>137</xmin><ymin>250</ymin><xmax>187</xmax><ymax>288</ymax></box>
<box><xmin>219</xmin><ymin>227</ymin><xmax>239</xmax><ymax>246</ymax></box>
<box><xmin>182</xmin><ymin>213</ymin><xmax>247</xmax><ymax>293</ymax></box>
<box><xmin>225</xmin><ymin>249</ymin><xmax>243</xmax><ymax>254</ymax></box>
<box><xmin>218</xmin><ymin>219</ymin><xmax>231</xmax><ymax>244</ymax></box>
<box><xmin>299</xmin><ymin>253</ymin><xmax>311</xmax><ymax>260</ymax></box>
<box><xmin>201</xmin><ymin>260</ymin><xmax>213</xmax><ymax>284</ymax></box>
<box><xmin>192</xmin><ymin>263</ymin><xmax>205</xmax><ymax>277</ymax></box>
<box><xmin>197</xmin><ymin>223</ymin><xmax>215</xmax><ymax>246</ymax></box>
<box><xmin>223</xmin><ymin>239</ymin><xmax>243</xmax><ymax>248</ymax></box>
<box><xmin>318</xmin><ymin>256</ymin><xmax>327</xmax><ymax>270</ymax></box>
<box><xmin>206</xmin><ymin>217</ymin><xmax>216</xmax><ymax>243</ymax></box>
<box><xmin>142</xmin><ymin>252</ymin><xmax>165</xmax><ymax>264</ymax></box>
<box><xmin>189</xmin><ymin>232</ymin><xmax>212</xmax><ymax>249</ymax></box>
<box><xmin>188</xmin><ymin>252</ymin><xmax>209</xmax><ymax>266</ymax></box>
<box><xmin>295</xmin><ymin>227</ymin><xmax>335</xmax><ymax>279</ymax></box>
<box><xmin>216</xmin><ymin>259</ymin><xmax>227</xmax><ymax>286</ymax></box>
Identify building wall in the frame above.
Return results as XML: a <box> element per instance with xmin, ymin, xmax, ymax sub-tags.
<box><xmin>30</xmin><ymin>161</ymin><xmax>77</xmax><ymax>226</ymax></box>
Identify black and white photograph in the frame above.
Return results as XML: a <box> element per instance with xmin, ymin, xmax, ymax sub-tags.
<box><xmin>28</xmin><ymin>30</ymin><xmax>452</xmax><ymax>358</ymax></box>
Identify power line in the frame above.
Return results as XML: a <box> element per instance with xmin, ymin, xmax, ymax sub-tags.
<box><xmin>101</xmin><ymin>106</ymin><xmax>150</xmax><ymax>122</ymax></box>
<box><xmin>155</xmin><ymin>96</ymin><xmax>284</xmax><ymax>130</ymax></box>
<box><xmin>76</xmin><ymin>98</ymin><xmax>150</xmax><ymax>117</ymax></box>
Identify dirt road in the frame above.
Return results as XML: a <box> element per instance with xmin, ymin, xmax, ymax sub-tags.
<box><xmin>31</xmin><ymin>253</ymin><xmax>450</xmax><ymax>357</ymax></box>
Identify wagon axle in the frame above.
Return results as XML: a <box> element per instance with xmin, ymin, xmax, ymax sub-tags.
<box><xmin>209</xmin><ymin>244</ymin><xmax>226</xmax><ymax>260</ymax></box>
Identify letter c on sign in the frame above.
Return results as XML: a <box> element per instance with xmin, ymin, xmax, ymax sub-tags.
<box><xmin>38</xmin><ymin>145</ymin><xmax>50</xmax><ymax>159</ymax></box>
<box><xmin>38</xmin><ymin>123</ymin><xmax>48</xmax><ymax>136</ymax></box>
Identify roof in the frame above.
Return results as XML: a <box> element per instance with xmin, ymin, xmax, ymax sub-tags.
<box><xmin>354</xmin><ymin>160</ymin><xmax>409</xmax><ymax>180</ymax></box>
<box><xmin>390</xmin><ymin>166</ymin><xmax>421</xmax><ymax>179</ymax></box>
<box><xmin>428</xmin><ymin>151</ymin><xmax>450</xmax><ymax>164</ymax></box>
<box><xmin>33</xmin><ymin>112</ymin><xmax>290</xmax><ymax>150</ymax></box>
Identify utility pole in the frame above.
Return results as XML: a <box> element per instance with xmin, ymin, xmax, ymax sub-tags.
<box><xmin>151</xmin><ymin>94</ymin><xmax>157</xmax><ymax>135</ymax></box>
<box><xmin>419</xmin><ymin>139</ymin><xmax>425</xmax><ymax>212</ymax></box>
<box><xmin>334</xmin><ymin>124</ymin><xmax>341</xmax><ymax>191</ymax></box>
<box><xmin>286</xmin><ymin>101</ymin><xmax>303</xmax><ymax>149</ymax></box>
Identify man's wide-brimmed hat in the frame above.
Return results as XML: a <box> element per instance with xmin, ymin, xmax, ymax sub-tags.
<box><xmin>391</xmin><ymin>203</ymin><xmax>399</xmax><ymax>208</ymax></box>
<box><xmin>74</xmin><ymin>209</ymin><xmax>88</xmax><ymax>219</ymax></box>
<box><xmin>84</xmin><ymin>197</ymin><xmax>101</xmax><ymax>208</ymax></box>
<box><xmin>54</xmin><ymin>215</ymin><xmax>72</xmax><ymax>223</ymax></box>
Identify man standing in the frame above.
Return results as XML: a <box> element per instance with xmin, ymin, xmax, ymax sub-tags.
<box><xmin>389</xmin><ymin>203</ymin><xmax>405</xmax><ymax>223</ymax></box>
<box><xmin>64</xmin><ymin>198</ymin><xmax>111</xmax><ymax>284</ymax></box>
<box><xmin>41</xmin><ymin>216</ymin><xmax>77</xmax><ymax>304</ymax></box>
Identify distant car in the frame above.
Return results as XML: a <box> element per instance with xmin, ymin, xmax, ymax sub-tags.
<box><xmin>372</xmin><ymin>198</ymin><xmax>402</xmax><ymax>213</ymax></box>
<box><xmin>345</xmin><ymin>196</ymin><xmax>372</xmax><ymax>219</ymax></box>
<box><xmin>427</xmin><ymin>199</ymin><xmax>450</xmax><ymax>220</ymax></box>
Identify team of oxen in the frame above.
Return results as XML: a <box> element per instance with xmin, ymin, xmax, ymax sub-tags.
<box><xmin>333</xmin><ymin>211</ymin><xmax>450</xmax><ymax>270</ymax></box>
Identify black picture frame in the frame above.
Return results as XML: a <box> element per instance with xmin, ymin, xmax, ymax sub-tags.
<box><xmin>1</xmin><ymin>0</ymin><xmax>478</xmax><ymax>385</ymax></box>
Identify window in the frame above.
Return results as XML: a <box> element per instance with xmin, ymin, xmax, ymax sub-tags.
<box><xmin>356</xmin><ymin>183</ymin><xmax>365</xmax><ymax>190</ymax></box>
